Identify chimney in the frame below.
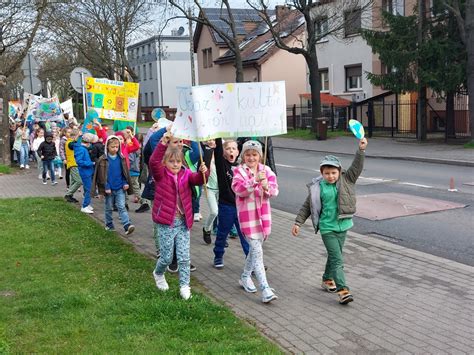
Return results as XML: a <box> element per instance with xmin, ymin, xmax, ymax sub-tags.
<box><xmin>275</xmin><ymin>5</ymin><xmax>291</xmax><ymax>21</ymax></box>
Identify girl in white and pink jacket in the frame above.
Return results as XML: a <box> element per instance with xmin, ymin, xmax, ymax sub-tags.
<box><xmin>231</xmin><ymin>140</ymin><xmax>279</xmax><ymax>303</ymax></box>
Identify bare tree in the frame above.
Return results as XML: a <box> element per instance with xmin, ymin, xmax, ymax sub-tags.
<box><xmin>442</xmin><ymin>0</ymin><xmax>473</xmax><ymax>142</ymax></box>
<box><xmin>168</xmin><ymin>0</ymin><xmax>254</xmax><ymax>83</ymax></box>
<box><xmin>0</xmin><ymin>0</ymin><xmax>49</xmax><ymax>165</ymax></box>
<box><xmin>43</xmin><ymin>0</ymin><xmax>157</xmax><ymax>82</ymax></box>
<box><xmin>248</xmin><ymin>0</ymin><xmax>372</xmax><ymax>132</ymax></box>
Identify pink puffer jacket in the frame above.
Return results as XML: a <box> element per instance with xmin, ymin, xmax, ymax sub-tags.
<box><xmin>149</xmin><ymin>142</ymin><xmax>208</xmax><ymax>229</ymax></box>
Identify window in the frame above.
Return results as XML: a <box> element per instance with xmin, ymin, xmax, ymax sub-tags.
<box><xmin>149</xmin><ymin>63</ymin><xmax>152</xmax><ymax>79</ymax></box>
<box><xmin>147</xmin><ymin>44</ymin><xmax>151</xmax><ymax>54</ymax></box>
<box><xmin>137</xmin><ymin>66</ymin><xmax>141</xmax><ymax>81</ymax></box>
<box><xmin>254</xmin><ymin>39</ymin><xmax>274</xmax><ymax>52</ymax></box>
<box><xmin>344</xmin><ymin>8</ymin><xmax>362</xmax><ymax>37</ymax></box>
<box><xmin>345</xmin><ymin>65</ymin><xmax>362</xmax><ymax>90</ymax></box>
<box><xmin>239</xmin><ymin>37</ymin><xmax>255</xmax><ymax>50</ymax></box>
<box><xmin>382</xmin><ymin>0</ymin><xmax>404</xmax><ymax>15</ymax></box>
<box><xmin>143</xmin><ymin>64</ymin><xmax>146</xmax><ymax>81</ymax></box>
<box><xmin>202</xmin><ymin>48</ymin><xmax>213</xmax><ymax>68</ymax></box>
<box><xmin>319</xmin><ymin>69</ymin><xmax>329</xmax><ymax>91</ymax></box>
<box><xmin>316</xmin><ymin>17</ymin><xmax>329</xmax><ymax>41</ymax></box>
<box><xmin>150</xmin><ymin>92</ymin><xmax>154</xmax><ymax>106</ymax></box>
<box><xmin>144</xmin><ymin>93</ymin><xmax>148</xmax><ymax>107</ymax></box>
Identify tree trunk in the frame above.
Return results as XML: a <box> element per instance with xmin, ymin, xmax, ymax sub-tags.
<box><xmin>306</xmin><ymin>54</ymin><xmax>322</xmax><ymax>136</ymax></box>
<box><xmin>0</xmin><ymin>84</ymin><xmax>11</xmax><ymax>165</ymax></box>
<box><xmin>466</xmin><ymin>0</ymin><xmax>474</xmax><ymax>142</ymax></box>
<box><xmin>445</xmin><ymin>91</ymin><xmax>455</xmax><ymax>139</ymax></box>
<box><xmin>417</xmin><ymin>0</ymin><xmax>427</xmax><ymax>141</ymax></box>
<box><xmin>234</xmin><ymin>48</ymin><xmax>244</xmax><ymax>83</ymax></box>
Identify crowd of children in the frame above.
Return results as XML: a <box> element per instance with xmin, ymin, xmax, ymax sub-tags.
<box><xmin>17</xmin><ymin>114</ymin><xmax>368</xmax><ymax>305</ymax></box>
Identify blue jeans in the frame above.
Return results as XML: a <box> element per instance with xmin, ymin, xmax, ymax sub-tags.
<box><xmin>105</xmin><ymin>189</ymin><xmax>131</xmax><ymax>230</ymax></box>
<box><xmin>42</xmin><ymin>160</ymin><xmax>55</xmax><ymax>182</ymax></box>
<box><xmin>213</xmin><ymin>202</ymin><xmax>249</xmax><ymax>259</ymax></box>
<box><xmin>79</xmin><ymin>173</ymin><xmax>92</xmax><ymax>208</ymax></box>
<box><xmin>20</xmin><ymin>143</ymin><xmax>29</xmax><ymax>166</ymax></box>
<box><xmin>192</xmin><ymin>186</ymin><xmax>202</xmax><ymax>214</ymax></box>
<box><xmin>154</xmin><ymin>217</ymin><xmax>190</xmax><ymax>287</ymax></box>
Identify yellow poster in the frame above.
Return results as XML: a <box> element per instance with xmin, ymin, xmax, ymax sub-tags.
<box><xmin>85</xmin><ymin>78</ymin><xmax>139</xmax><ymax>122</ymax></box>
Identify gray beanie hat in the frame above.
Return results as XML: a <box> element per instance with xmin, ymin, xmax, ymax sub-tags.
<box><xmin>320</xmin><ymin>155</ymin><xmax>341</xmax><ymax>169</ymax></box>
<box><xmin>241</xmin><ymin>140</ymin><xmax>263</xmax><ymax>157</ymax></box>
<box><xmin>82</xmin><ymin>133</ymin><xmax>98</xmax><ymax>144</ymax></box>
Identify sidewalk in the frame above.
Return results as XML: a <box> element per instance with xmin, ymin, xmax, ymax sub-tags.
<box><xmin>272</xmin><ymin>136</ymin><xmax>474</xmax><ymax>167</ymax></box>
<box><xmin>2</xmin><ymin>170</ymin><xmax>473</xmax><ymax>354</ymax></box>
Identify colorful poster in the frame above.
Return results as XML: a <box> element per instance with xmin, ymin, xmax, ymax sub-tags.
<box><xmin>8</xmin><ymin>100</ymin><xmax>22</xmax><ymax>118</ymax></box>
<box><xmin>85</xmin><ymin>78</ymin><xmax>139</xmax><ymax>122</ymax></box>
<box><xmin>60</xmin><ymin>98</ymin><xmax>74</xmax><ymax>116</ymax></box>
<box><xmin>171</xmin><ymin>81</ymin><xmax>287</xmax><ymax>141</ymax></box>
<box><xmin>27</xmin><ymin>96</ymin><xmax>64</xmax><ymax>122</ymax></box>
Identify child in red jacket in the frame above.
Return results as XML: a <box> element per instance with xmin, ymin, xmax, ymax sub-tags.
<box><xmin>149</xmin><ymin>131</ymin><xmax>208</xmax><ymax>300</ymax></box>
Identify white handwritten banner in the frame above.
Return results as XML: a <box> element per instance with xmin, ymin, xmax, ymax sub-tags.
<box><xmin>171</xmin><ymin>81</ymin><xmax>287</xmax><ymax>141</ymax></box>
<box><xmin>60</xmin><ymin>98</ymin><xmax>74</xmax><ymax>116</ymax></box>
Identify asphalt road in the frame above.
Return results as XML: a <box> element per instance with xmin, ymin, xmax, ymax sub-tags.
<box><xmin>272</xmin><ymin>147</ymin><xmax>474</xmax><ymax>266</ymax></box>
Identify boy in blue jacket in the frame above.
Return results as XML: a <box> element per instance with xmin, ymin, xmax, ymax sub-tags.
<box><xmin>71</xmin><ymin>133</ymin><xmax>98</xmax><ymax>213</ymax></box>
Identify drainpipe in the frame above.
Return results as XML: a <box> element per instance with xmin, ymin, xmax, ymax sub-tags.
<box><xmin>253</xmin><ymin>64</ymin><xmax>261</xmax><ymax>82</ymax></box>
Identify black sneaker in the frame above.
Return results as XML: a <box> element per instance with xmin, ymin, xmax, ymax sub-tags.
<box><xmin>167</xmin><ymin>263</ymin><xmax>178</xmax><ymax>273</ymax></box>
<box><xmin>71</xmin><ymin>197</ymin><xmax>79</xmax><ymax>203</ymax></box>
<box><xmin>203</xmin><ymin>228</ymin><xmax>212</xmax><ymax>245</ymax></box>
<box><xmin>190</xmin><ymin>263</ymin><xmax>197</xmax><ymax>272</ymax></box>
<box><xmin>64</xmin><ymin>195</ymin><xmax>75</xmax><ymax>203</ymax></box>
<box><xmin>125</xmin><ymin>204</ymin><xmax>129</xmax><ymax>211</ymax></box>
<box><xmin>125</xmin><ymin>224</ymin><xmax>135</xmax><ymax>235</ymax></box>
<box><xmin>135</xmin><ymin>204</ymin><xmax>150</xmax><ymax>213</ymax></box>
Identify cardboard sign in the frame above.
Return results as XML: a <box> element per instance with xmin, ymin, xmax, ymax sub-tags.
<box><xmin>171</xmin><ymin>81</ymin><xmax>287</xmax><ymax>141</ymax></box>
<box><xmin>85</xmin><ymin>78</ymin><xmax>139</xmax><ymax>122</ymax></box>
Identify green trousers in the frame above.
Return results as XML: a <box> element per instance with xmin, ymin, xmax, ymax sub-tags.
<box><xmin>65</xmin><ymin>166</ymin><xmax>82</xmax><ymax>197</ymax></box>
<box><xmin>321</xmin><ymin>231</ymin><xmax>348</xmax><ymax>291</ymax></box>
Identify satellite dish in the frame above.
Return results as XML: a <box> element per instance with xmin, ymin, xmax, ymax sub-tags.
<box><xmin>177</xmin><ymin>26</ymin><xmax>185</xmax><ymax>36</ymax></box>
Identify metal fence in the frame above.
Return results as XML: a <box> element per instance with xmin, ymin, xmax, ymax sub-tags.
<box><xmin>286</xmin><ymin>104</ymin><xmax>348</xmax><ymax>131</ymax></box>
<box><xmin>349</xmin><ymin>95</ymin><xmax>470</xmax><ymax>141</ymax></box>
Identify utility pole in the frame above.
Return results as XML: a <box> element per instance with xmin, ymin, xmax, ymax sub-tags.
<box><xmin>188</xmin><ymin>7</ymin><xmax>196</xmax><ymax>86</ymax></box>
<box><xmin>417</xmin><ymin>0</ymin><xmax>427</xmax><ymax>141</ymax></box>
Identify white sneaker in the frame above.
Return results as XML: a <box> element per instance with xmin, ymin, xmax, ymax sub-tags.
<box><xmin>80</xmin><ymin>206</ymin><xmax>94</xmax><ymax>214</ymax></box>
<box><xmin>193</xmin><ymin>213</ymin><xmax>200</xmax><ymax>222</ymax></box>
<box><xmin>180</xmin><ymin>285</ymin><xmax>192</xmax><ymax>300</ymax></box>
<box><xmin>153</xmin><ymin>271</ymin><xmax>169</xmax><ymax>291</ymax></box>
<box><xmin>86</xmin><ymin>205</ymin><xmax>94</xmax><ymax>210</ymax></box>
<box><xmin>239</xmin><ymin>276</ymin><xmax>257</xmax><ymax>293</ymax></box>
<box><xmin>25</xmin><ymin>165</ymin><xmax>30</xmax><ymax>169</ymax></box>
<box><xmin>262</xmin><ymin>287</ymin><xmax>278</xmax><ymax>303</ymax></box>
<box><xmin>20</xmin><ymin>164</ymin><xmax>24</xmax><ymax>169</ymax></box>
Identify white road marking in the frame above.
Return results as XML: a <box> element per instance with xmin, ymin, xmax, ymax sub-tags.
<box><xmin>399</xmin><ymin>182</ymin><xmax>433</xmax><ymax>188</ymax></box>
<box><xmin>276</xmin><ymin>164</ymin><xmax>434</xmax><ymax>189</ymax></box>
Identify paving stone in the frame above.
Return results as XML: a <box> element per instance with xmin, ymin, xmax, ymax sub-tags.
<box><xmin>2</xmin><ymin>169</ymin><xmax>474</xmax><ymax>354</ymax></box>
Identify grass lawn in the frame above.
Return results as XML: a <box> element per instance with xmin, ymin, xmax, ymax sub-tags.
<box><xmin>463</xmin><ymin>141</ymin><xmax>474</xmax><ymax>149</ymax></box>
<box><xmin>0</xmin><ymin>165</ymin><xmax>12</xmax><ymax>174</ymax></box>
<box><xmin>0</xmin><ymin>198</ymin><xmax>282</xmax><ymax>354</ymax></box>
<box><xmin>280</xmin><ymin>129</ymin><xmax>351</xmax><ymax>140</ymax></box>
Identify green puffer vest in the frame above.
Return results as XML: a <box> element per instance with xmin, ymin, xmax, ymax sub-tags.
<box><xmin>294</xmin><ymin>150</ymin><xmax>365</xmax><ymax>234</ymax></box>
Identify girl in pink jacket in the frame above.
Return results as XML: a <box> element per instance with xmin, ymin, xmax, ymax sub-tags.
<box><xmin>231</xmin><ymin>140</ymin><xmax>279</xmax><ymax>303</ymax></box>
<box><xmin>149</xmin><ymin>132</ymin><xmax>208</xmax><ymax>300</ymax></box>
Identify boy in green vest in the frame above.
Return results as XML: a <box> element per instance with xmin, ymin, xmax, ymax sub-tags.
<box><xmin>291</xmin><ymin>138</ymin><xmax>368</xmax><ymax>305</ymax></box>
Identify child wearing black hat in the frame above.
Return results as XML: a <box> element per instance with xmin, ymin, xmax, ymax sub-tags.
<box><xmin>292</xmin><ymin>138</ymin><xmax>368</xmax><ymax>305</ymax></box>
<box><xmin>37</xmin><ymin>132</ymin><xmax>58</xmax><ymax>185</ymax></box>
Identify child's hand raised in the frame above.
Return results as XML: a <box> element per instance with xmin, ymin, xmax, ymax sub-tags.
<box><xmin>291</xmin><ymin>224</ymin><xmax>300</xmax><ymax>237</ymax></box>
<box><xmin>198</xmin><ymin>162</ymin><xmax>207</xmax><ymax>174</ymax></box>
<box><xmin>123</xmin><ymin>184</ymin><xmax>129</xmax><ymax>191</ymax></box>
<box><xmin>105</xmin><ymin>189</ymin><xmax>111</xmax><ymax>194</ymax></box>
<box><xmin>161</xmin><ymin>132</ymin><xmax>171</xmax><ymax>145</ymax></box>
<box><xmin>359</xmin><ymin>138</ymin><xmax>368</xmax><ymax>151</ymax></box>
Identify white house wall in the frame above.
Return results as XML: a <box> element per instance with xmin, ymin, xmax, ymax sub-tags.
<box><xmin>313</xmin><ymin>0</ymin><xmax>374</xmax><ymax>101</ymax></box>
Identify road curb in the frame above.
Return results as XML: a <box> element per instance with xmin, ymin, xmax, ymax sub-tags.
<box><xmin>273</xmin><ymin>145</ymin><xmax>474</xmax><ymax>167</ymax></box>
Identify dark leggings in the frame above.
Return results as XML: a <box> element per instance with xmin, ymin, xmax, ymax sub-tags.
<box><xmin>65</xmin><ymin>167</ymin><xmax>71</xmax><ymax>187</ymax></box>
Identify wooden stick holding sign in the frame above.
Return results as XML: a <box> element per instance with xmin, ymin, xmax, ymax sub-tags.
<box><xmin>263</xmin><ymin>136</ymin><xmax>268</xmax><ymax>166</ymax></box>
<box><xmin>198</xmin><ymin>147</ymin><xmax>208</xmax><ymax>198</ymax></box>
